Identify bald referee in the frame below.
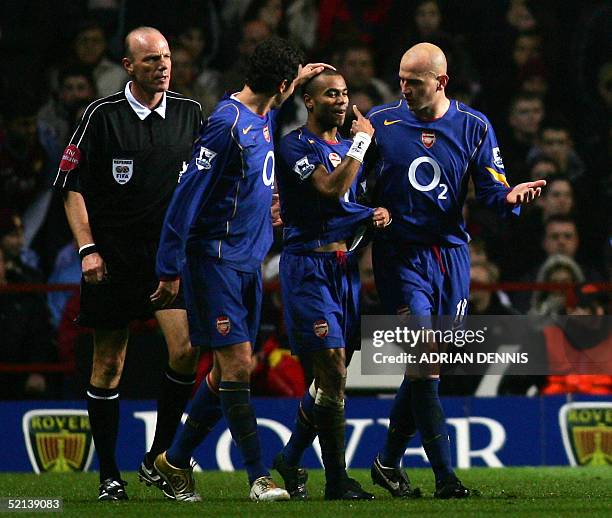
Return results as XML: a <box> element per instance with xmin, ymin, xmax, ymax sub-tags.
<box><xmin>53</xmin><ymin>27</ymin><xmax>202</xmax><ymax>501</ymax></box>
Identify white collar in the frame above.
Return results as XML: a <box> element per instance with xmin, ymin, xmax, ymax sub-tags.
<box><xmin>124</xmin><ymin>81</ymin><xmax>166</xmax><ymax>120</ymax></box>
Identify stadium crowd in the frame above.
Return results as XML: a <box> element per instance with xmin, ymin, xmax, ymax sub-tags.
<box><xmin>0</xmin><ymin>0</ymin><xmax>610</xmax><ymax>399</ymax></box>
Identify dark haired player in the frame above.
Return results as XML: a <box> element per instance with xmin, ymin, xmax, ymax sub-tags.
<box><xmin>367</xmin><ymin>43</ymin><xmax>545</xmax><ymax>499</ymax></box>
<box><xmin>272</xmin><ymin>70</ymin><xmax>389</xmax><ymax>500</ymax></box>
<box><xmin>153</xmin><ymin>37</ymin><xmax>332</xmax><ymax>502</ymax></box>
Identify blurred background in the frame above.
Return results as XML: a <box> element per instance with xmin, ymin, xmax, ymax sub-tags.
<box><xmin>0</xmin><ymin>0</ymin><xmax>610</xmax><ymax>401</ymax></box>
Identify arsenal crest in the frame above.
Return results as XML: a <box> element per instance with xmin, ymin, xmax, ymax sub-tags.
<box><xmin>421</xmin><ymin>131</ymin><xmax>436</xmax><ymax>149</ymax></box>
<box><xmin>313</xmin><ymin>319</ymin><xmax>329</xmax><ymax>338</ymax></box>
<box><xmin>263</xmin><ymin>125</ymin><xmax>271</xmax><ymax>143</ymax></box>
<box><xmin>22</xmin><ymin>410</ymin><xmax>94</xmax><ymax>473</ymax></box>
<box><xmin>328</xmin><ymin>152</ymin><xmax>342</xmax><ymax>168</ymax></box>
<box><xmin>216</xmin><ymin>316</ymin><xmax>231</xmax><ymax>336</ymax></box>
<box><xmin>559</xmin><ymin>402</ymin><xmax>612</xmax><ymax>466</ymax></box>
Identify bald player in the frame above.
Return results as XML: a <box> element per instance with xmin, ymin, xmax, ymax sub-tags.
<box><xmin>53</xmin><ymin>27</ymin><xmax>202</xmax><ymax>500</ymax></box>
<box><xmin>366</xmin><ymin>43</ymin><xmax>545</xmax><ymax>498</ymax></box>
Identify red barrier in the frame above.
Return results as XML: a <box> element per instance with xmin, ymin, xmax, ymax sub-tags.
<box><xmin>1</xmin><ymin>281</ymin><xmax>610</xmax><ymax>376</ymax></box>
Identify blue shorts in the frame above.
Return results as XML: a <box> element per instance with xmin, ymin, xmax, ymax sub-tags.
<box><xmin>280</xmin><ymin>250</ymin><xmax>361</xmax><ymax>356</ymax></box>
<box><xmin>372</xmin><ymin>239</ymin><xmax>470</xmax><ymax>318</ymax></box>
<box><xmin>182</xmin><ymin>250</ymin><xmax>262</xmax><ymax>349</ymax></box>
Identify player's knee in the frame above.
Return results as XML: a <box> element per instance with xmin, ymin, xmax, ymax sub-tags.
<box><xmin>314</xmin><ymin>387</ymin><xmax>345</xmax><ymax>409</ymax></box>
<box><xmin>169</xmin><ymin>345</ymin><xmax>198</xmax><ymax>372</ymax></box>
<box><xmin>221</xmin><ymin>363</ymin><xmax>251</xmax><ymax>383</ymax></box>
<box><xmin>317</xmin><ymin>366</ymin><xmax>346</xmax><ymax>399</ymax></box>
<box><xmin>93</xmin><ymin>357</ymin><xmax>124</xmax><ymax>382</ymax></box>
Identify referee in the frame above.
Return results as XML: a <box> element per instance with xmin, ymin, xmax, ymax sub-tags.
<box><xmin>53</xmin><ymin>27</ymin><xmax>202</xmax><ymax>501</ymax></box>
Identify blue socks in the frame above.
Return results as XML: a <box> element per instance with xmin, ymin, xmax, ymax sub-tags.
<box><xmin>410</xmin><ymin>379</ymin><xmax>454</xmax><ymax>484</ymax></box>
<box><xmin>219</xmin><ymin>380</ymin><xmax>268</xmax><ymax>484</ymax></box>
<box><xmin>280</xmin><ymin>386</ymin><xmax>316</xmax><ymax>467</ymax></box>
<box><xmin>379</xmin><ymin>378</ymin><xmax>454</xmax><ymax>484</ymax></box>
<box><xmin>380</xmin><ymin>377</ymin><xmax>416</xmax><ymax>468</ymax></box>
<box><xmin>166</xmin><ymin>374</ymin><xmax>222</xmax><ymax>468</ymax></box>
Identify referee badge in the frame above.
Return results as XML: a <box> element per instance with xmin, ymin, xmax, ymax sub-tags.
<box><xmin>216</xmin><ymin>316</ymin><xmax>231</xmax><ymax>336</ymax></box>
<box><xmin>112</xmin><ymin>159</ymin><xmax>133</xmax><ymax>184</ymax></box>
<box><xmin>313</xmin><ymin>320</ymin><xmax>329</xmax><ymax>338</ymax></box>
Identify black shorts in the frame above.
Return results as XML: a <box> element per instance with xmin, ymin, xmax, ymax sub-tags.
<box><xmin>77</xmin><ymin>235</ymin><xmax>185</xmax><ymax>329</ymax></box>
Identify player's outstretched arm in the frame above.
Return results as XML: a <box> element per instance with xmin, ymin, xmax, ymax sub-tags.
<box><xmin>505</xmin><ymin>179</ymin><xmax>547</xmax><ymax>205</ymax></box>
<box><xmin>310</xmin><ymin>105</ymin><xmax>375</xmax><ymax>198</ymax></box>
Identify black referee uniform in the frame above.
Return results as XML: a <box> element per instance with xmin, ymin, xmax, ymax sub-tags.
<box><xmin>53</xmin><ymin>82</ymin><xmax>201</xmax><ymax>327</ymax></box>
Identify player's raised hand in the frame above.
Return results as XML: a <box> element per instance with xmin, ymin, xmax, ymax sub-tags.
<box><xmin>150</xmin><ymin>279</ymin><xmax>180</xmax><ymax>308</ymax></box>
<box><xmin>351</xmin><ymin>105</ymin><xmax>375</xmax><ymax>137</ymax></box>
<box><xmin>82</xmin><ymin>252</ymin><xmax>106</xmax><ymax>284</ymax></box>
<box><xmin>271</xmin><ymin>193</ymin><xmax>283</xmax><ymax>227</ymax></box>
<box><xmin>294</xmin><ymin>62</ymin><xmax>336</xmax><ymax>86</ymax></box>
<box><xmin>506</xmin><ymin>179</ymin><xmax>547</xmax><ymax>205</ymax></box>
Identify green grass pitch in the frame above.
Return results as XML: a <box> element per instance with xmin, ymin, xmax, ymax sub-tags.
<box><xmin>1</xmin><ymin>467</ymin><xmax>611</xmax><ymax>517</ymax></box>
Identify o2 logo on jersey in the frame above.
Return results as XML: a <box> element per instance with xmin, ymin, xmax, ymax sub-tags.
<box><xmin>262</xmin><ymin>150</ymin><xmax>275</xmax><ymax>188</ymax></box>
<box><xmin>196</xmin><ymin>146</ymin><xmax>217</xmax><ymax>171</ymax></box>
<box><xmin>328</xmin><ymin>152</ymin><xmax>342</xmax><ymax>168</ymax></box>
<box><xmin>408</xmin><ymin>156</ymin><xmax>448</xmax><ymax>200</ymax></box>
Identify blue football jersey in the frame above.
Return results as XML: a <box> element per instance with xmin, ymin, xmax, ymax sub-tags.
<box><xmin>367</xmin><ymin>99</ymin><xmax>518</xmax><ymax>246</ymax></box>
<box><xmin>157</xmin><ymin>94</ymin><xmax>276</xmax><ymax>277</ymax></box>
<box><xmin>277</xmin><ymin>126</ymin><xmax>374</xmax><ymax>252</ymax></box>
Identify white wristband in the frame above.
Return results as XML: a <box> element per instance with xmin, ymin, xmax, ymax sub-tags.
<box><xmin>78</xmin><ymin>243</ymin><xmax>96</xmax><ymax>254</ymax></box>
<box><xmin>346</xmin><ymin>132</ymin><xmax>372</xmax><ymax>163</ymax></box>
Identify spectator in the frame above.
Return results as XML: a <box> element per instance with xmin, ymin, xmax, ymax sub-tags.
<box><xmin>528</xmin><ymin>121</ymin><xmax>586</xmax><ymax>181</ymax></box>
<box><xmin>285</xmin><ymin>0</ymin><xmax>319</xmax><ymax>52</ymax></box>
<box><xmin>317</xmin><ymin>0</ymin><xmax>393</xmax><ymax>54</ymax></box>
<box><xmin>500</xmin><ymin>93</ymin><xmax>545</xmax><ymax>184</ymax></box>
<box><xmin>529</xmin><ymin>254</ymin><xmax>584</xmax><ymax>317</ymax></box>
<box><xmin>503</xmin><ymin>284</ymin><xmax>612</xmax><ymax>396</ymax></box>
<box><xmin>339</xmin><ymin>85</ymin><xmax>383</xmax><ymax>138</ymax></box>
<box><xmin>244</xmin><ymin>0</ymin><xmax>286</xmax><ymax>37</ymax></box>
<box><xmin>0</xmin><ymin>210</ymin><xmax>41</xmax><ymax>279</ymax></box>
<box><xmin>66</xmin><ymin>20</ymin><xmax>127</xmax><ymax>97</ymax></box>
<box><xmin>541</xmin><ymin>285</ymin><xmax>611</xmax><ymax>396</ymax></box>
<box><xmin>176</xmin><ymin>24</ymin><xmax>222</xmax><ymax>106</ymax></box>
<box><xmin>0</xmin><ymin>239</ymin><xmax>57</xmax><ymax>400</ymax></box>
<box><xmin>539</xmin><ymin>175</ymin><xmax>574</xmax><ymax>219</ymax></box>
<box><xmin>469</xmin><ymin>260</ymin><xmax>517</xmax><ymax>316</ymax></box>
<box><xmin>335</xmin><ymin>44</ymin><xmax>394</xmax><ymax>103</ymax></box>
<box><xmin>0</xmin><ymin>95</ymin><xmax>60</xmax><ymax>216</ymax></box>
<box><xmin>37</xmin><ymin>65</ymin><xmax>97</xmax><ymax>147</ymax></box>
<box><xmin>220</xmin><ymin>20</ymin><xmax>271</xmax><ymax>94</ymax></box>
<box><xmin>385</xmin><ymin>0</ymin><xmax>478</xmax><ymax>99</ymax></box>
<box><xmin>169</xmin><ymin>44</ymin><xmax>219</xmax><ymax>116</ymax></box>
<box><xmin>528</xmin><ymin>156</ymin><xmax>559</xmax><ymax>182</ymax></box>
